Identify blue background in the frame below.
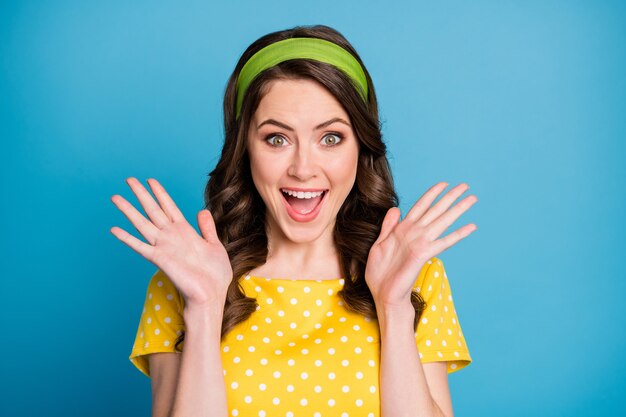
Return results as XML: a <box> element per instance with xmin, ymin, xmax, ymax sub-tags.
<box><xmin>2</xmin><ymin>0</ymin><xmax>625</xmax><ymax>416</ymax></box>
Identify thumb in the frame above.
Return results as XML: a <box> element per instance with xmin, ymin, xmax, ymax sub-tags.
<box><xmin>197</xmin><ymin>209</ymin><xmax>218</xmax><ymax>242</ymax></box>
<box><xmin>376</xmin><ymin>207</ymin><xmax>401</xmax><ymax>244</ymax></box>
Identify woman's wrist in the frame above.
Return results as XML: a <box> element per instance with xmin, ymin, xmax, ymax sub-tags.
<box><xmin>375</xmin><ymin>300</ymin><xmax>416</xmax><ymax>331</ymax></box>
<box><xmin>184</xmin><ymin>301</ymin><xmax>225</xmax><ymax>333</ymax></box>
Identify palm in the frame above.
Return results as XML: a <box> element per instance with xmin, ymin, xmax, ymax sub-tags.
<box><xmin>110</xmin><ymin>178</ymin><xmax>232</xmax><ymax>309</ymax></box>
<box><xmin>365</xmin><ymin>221</ymin><xmax>430</xmax><ymax>306</ymax></box>
<box><xmin>150</xmin><ymin>220</ymin><xmax>231</xmax><ymax>307</ymax></box>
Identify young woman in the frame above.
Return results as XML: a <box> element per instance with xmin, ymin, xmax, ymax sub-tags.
<box><xmin>111</xmin><ymin>24</ymin><xmax>477</xmax><ymax>417</ymax></box>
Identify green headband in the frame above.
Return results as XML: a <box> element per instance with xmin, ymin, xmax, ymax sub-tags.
<box><xmin>235</xmin><ymin>37</ymin><xmax>368</xmax><ymax>119</ymax></box>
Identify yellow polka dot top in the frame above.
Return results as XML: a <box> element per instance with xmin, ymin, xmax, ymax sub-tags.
<box><xmin>130</xmin><ymin>257</ymin><xmax>471</xmax><ymax>416</ymax></box>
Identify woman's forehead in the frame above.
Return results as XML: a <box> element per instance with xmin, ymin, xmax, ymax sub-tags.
<box><xmin>251</xmin><ymin>79</ymin><xmax>350</xmax><ymax>130</ymax></box>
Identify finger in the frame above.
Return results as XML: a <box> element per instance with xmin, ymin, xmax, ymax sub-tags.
<box><xmin>426</xmin><ymin>194</ymin><xmax>478</xmax><ymax>240</ymax></box>
<box><xmin>111</xmin><ymin>195</ymin><xmax>159</xmax><ymax>245</ymax></box>
<box><xmin>404</xmin><ymin>182</ymin><xmax>449</xmax><ymax>223</ymax></box>
<box><xmin>375</xmin><ymin>207</ymin><xmax>401</xmax><ymax>245</ymax></box>
<box><xmin>429</xmin><ymin>223</ymin><xmax>477</xmax><ymax>256</ymax></box>
<box><xmin>110</xmin><ymin>226</ymin><xmax>156</xmax><ymax>261</ymax></box>
<box><xmin>417</xmin><ymin>182</ymin><xmax>470</xmax><ymax>227</ymax></box>
<box><xmin>126</xmin><ymin>177</ymin><xmax>171</xmax><ymax>228</ymax></box>
<box><xmin>197</xmin><ymin>209</ymin><xmax>219</xmax><ymax>243</ymax></box>
<box><xmin>147</xmin><ymin>178</ymin><xmax>186</xmax><ymax>222</ymax></box>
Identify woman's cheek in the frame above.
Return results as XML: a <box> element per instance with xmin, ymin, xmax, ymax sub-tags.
<box><xmin>327</xmin><ymin>153</ymin><xmax>358</xmax><ymax>181</ymax></box>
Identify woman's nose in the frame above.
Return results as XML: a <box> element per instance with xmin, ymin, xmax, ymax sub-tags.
<box><xmin>287</xmin><ymin>146</ymin><xmax>317</xmax><ymax>181</ymax></box>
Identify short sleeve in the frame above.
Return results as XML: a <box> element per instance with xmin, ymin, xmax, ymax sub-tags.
<box><xmin>129</xmin><ymin>269</ymin><xmax>186</xmax><ymax>378</ymax></box>
<box><xmin>413</xmin><ymin>257</ymin><xmax>472</xmax><ymax>373</ymax></box>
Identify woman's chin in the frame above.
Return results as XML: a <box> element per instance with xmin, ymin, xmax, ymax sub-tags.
<box><xmin>282</xmin><ymin>228</ymin><xmax>326</xmax><ymax>244</ymax></box>
<box><xmin>277</xmin><ymin>219</ymin><xmax>332</xmax><ymax>244</ymax></box>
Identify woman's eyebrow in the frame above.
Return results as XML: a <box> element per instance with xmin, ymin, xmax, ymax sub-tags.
<box><xmin>256</xmin><ymin>117</ymin><xmax>351</xmax><ymax>131</ymax></box>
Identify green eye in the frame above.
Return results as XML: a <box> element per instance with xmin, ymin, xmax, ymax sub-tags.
<box><xmin>267</xmin><ymin>135</ymin><xmax>287</xmax><ymax>146</ymax></box>
<box><xmin>322</xmin><ymin>134</ymin><xmax>343</xmax><ymax>146</ymax></box>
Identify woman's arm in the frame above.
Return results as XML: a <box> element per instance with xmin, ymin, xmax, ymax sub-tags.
<box><xmin>364</xmin><ymin>183</ymin><xmax>477</xmax><ymax>416</ymax></box>
<box><xmin>147</xmin><ymin>304</ymin><xmax>228</xmax><ymax>417</ymax></box>
<box><xmin>148</xmin><ymin>353</ymin><xmax>181</xmax><ymax>417</ymax></box>
<box><xmin>111</xmin><ymin>179</ymin><xmax>234</xmax><ymax>417</ymax></box>
<box><xmin>169</xmin><ymin>304</ymin><xmax>228</xmax><ymax>417</ymax></box>
<box><xmin>377</xmin><ymin>303</ymin><xmax>453</xmax><ymax>417</ymax></box>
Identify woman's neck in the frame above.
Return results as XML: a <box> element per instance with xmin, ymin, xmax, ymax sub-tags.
<box><xmin>248</xmin><ymin>225</ymin><xmax>343</xmax><ymax>280</ymax></box>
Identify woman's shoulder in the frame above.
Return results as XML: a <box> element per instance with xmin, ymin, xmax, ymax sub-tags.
<box><xmin>412</xmin><ymin>257</ymin><xmax>445</xmax><ymax>291</ymax></box>
<box><xmin>145</xmin><ymin>269</ymin><xmax>185</xmax><ymax>310</ymax></box>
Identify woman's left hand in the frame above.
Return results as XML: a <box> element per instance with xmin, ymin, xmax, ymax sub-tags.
<box><xmin>365</xmin><ymin>182</ymin><xmax>478</xmax><ymax>311</ymax></box>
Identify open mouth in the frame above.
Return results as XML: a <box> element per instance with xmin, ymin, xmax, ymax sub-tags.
<box><xmin>280</xmin><ymin>189</ymin><xmax>328</xmax><ymax>217</ymax></box>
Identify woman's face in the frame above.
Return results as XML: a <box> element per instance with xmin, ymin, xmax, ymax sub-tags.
<box><xmin>247</xmin><ymin>78</ymin><xmax>359</xmax><ymax>245</ymax></box>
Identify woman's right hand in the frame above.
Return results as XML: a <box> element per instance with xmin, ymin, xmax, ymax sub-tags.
<box><xmin>110</xmin><ymin>177</ymin><xmax>232</xmax><ymax>311</ymax></box>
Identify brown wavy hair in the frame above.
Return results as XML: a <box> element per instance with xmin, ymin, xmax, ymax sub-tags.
<box><xmin>175</xmin><ymin>24</ymin><xmax>425</xmax><ymax>351</ymax></box>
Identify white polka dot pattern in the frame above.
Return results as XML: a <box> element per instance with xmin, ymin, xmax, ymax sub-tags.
<box><xmin>129</xmin><ymin>270</ymin><xmax>185</xmax><ymax>377</ymax></box>
<box><xmin>414</xmin><ymin>259</ymin><xmax>471</xmax><ymax>371</ymax></box>
<box><xmin>129</xmin><ymin>257</ymin><xmax>471</xmax><ymax>416</ymax></box>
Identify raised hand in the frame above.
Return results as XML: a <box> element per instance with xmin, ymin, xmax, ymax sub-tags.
<box><xmin>365</xmin><ymin>182</ymin><xmax>478</xmax><ymax>310</ymax></box>
<box><xmin>110</xmin><ymin>177</ymin><xmax>233</xmax><ymax>311</ymax></box>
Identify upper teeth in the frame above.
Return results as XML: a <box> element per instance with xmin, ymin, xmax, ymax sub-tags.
<box><xmin>282</xmin><ymin>189</ymin><xmax>324</xmax><ymax>199</ymax></box>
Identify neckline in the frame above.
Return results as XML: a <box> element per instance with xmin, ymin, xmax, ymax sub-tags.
<box><xmin>244</xmin><ymin>274</ymin><xmax>345</xmax><ymax>282</ymax></box>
